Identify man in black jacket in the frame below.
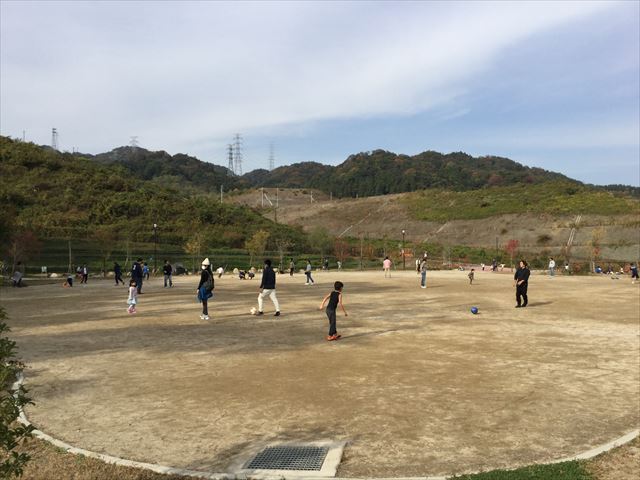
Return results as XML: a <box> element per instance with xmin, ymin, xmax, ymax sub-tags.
<box><xmin>257</xmin><ymin>259</ymin><xmax>280</xmax><ymax>316</ymax></box>
<box><xmin>163</xmin><ymin>260</ymin><xmax>173</xmax><ymax>288</ymax></box>
<box><xmin>132</xmin><ymin>258</ymin><xmax>144</xmax><ymax>294</ymax></box>
<box><xmin>514</xmin><ymin>259</ymin><xmax>530</xmax><ymax>308</ymax></box>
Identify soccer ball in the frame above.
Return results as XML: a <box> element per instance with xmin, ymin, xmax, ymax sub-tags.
<box><xmin>471</xmin><ymin>306</ymin><xmax>479</xmax><ymax>314</ymax></box>
<box><xmin>250</xmin><ymin>307</ymin><xmax>257</xmax><ymax>315</ymax></box>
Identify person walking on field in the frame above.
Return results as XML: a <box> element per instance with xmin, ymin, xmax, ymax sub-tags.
<box><xmin>132</xmin><ymin>258</ymin><xmax>144</xmax><ymax>294</ymax></box>
<box><xmin>630</xmin><ymin>263</ymin><xmax>639</xmax><ymax>284</ymax></box>
<box><xmin>127</xmin><ymin>279</ymin><xmax>138</xmax><ymax>314</ymax></box>
<box><xmin>163</xmin><ymin>260</ymin><xmax>173</xmax><ymax>288</ymax></box>
<box><xmin>548</xmin><ymin>257</ymin><xmax>556</xmax><ymax>277</ymax></box>
<box><xmin>514</xmin><ymin>259</ymin><xmax>530</xmax><ymax>308</ymax></box>
<box><xmin>420</xmin><ymin>256</ymin><xmax>427</xmax><ymax>288</ymax></box>
<box><xmin>383</xmin><ymin>256</ymin><xmax>392</xmax><ymax>278</ymax></box>
<box><xmin>257</xmin><ymin>259</ymin><xmax>280</xmax><ymax>316</ymax></box>
<box><xmin>143</xmin><ymin>262</ymin><xmax>150</xmax><ymax>280</ymax></box>
<box><xmin>114</xmin><ymin>262</ymin><xmax>124</xmax><ymax>286</ymax></box>
<box><xmin>196</xmin><ymin>258</ymin><xmax>214</xmax><ymax>320</ymax></box>
<box><xmin>305</xmin><ymin>259</ymin><xmax>315</xmax><ymax>285</ymax></box>
<box><xmin>80</xmin><ymin>264</ymin><xmax>89</xmax><ymax>284</ymax></box>
<box><xmin>289</xmin><ymin>258</ymin><xmax>295</xmax><ymax>277</ymax></box>
<box><xmin>319</xmin><ymin>281</ymin><xmax>348</xmax><ymax>341</ymax></box>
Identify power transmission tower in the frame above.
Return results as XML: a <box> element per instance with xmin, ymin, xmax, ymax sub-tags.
<box><xmin>233</xmin><ymin>133</ymin><xmax>243</xmax><ymax>175</ymax></box>
<box><xmin>51</xmin><ymin>128</ymin><xmax>59</xmax><ymax>150</ymax></box>
<box><xmin>268</xmin><ymin>142</ymin><xmax>275</xmax><ymax>171</ymax></box>
<box><xmin>227</xmin><ymin>144</ymin><xmax>234</xmax><ymax>175</ymax></box>
<box><xmin>129</xmin><ymin>136</ymin><xmax>139</xmax><ymax>148</ymax></box>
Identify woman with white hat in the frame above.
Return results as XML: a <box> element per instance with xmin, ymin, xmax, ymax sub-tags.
<box><xmin>196</xmin><ymin>258</ymin><xmax>214</xmax><ymax>320</ymax></box>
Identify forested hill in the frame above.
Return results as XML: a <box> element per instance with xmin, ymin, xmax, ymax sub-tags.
<box><xmin>87</xmin><ymin>146</ymin><xmax>244</xmax><ymax>193</ymax></box>
<box><xmin>0</xmin><ymin>136</ymin><xmax>305</xmax><ymax>248</ymax></box>
<box><xmin>241</xmin><ymin>150</ymin><xmax>575</xmax><ymax>197</ymax></box>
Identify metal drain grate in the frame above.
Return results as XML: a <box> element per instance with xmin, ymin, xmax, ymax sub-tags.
<box><xmin>246</xmin><ymin>445</ymin><xmax>329</xmax><ymax>471</ymax></box>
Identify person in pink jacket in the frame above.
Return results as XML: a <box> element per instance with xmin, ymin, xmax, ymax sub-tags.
<box><xmin>383</xmin><ymin>256</ymin><xmax>392</xmax><ymax>278</ymax></box>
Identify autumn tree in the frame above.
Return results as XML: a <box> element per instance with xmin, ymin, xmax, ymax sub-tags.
<box><xmin>505</xmin><ymin>239</ymin><xmax>520</xmax><ymax>271</ymax></box>
<box><xmin>245</xmin><ymin>230</ymin><xmax>270</xmax><ymax>268</ymax></box>
<box><xmin>5</xmin><ymin>230</ymin><xmax>42</xmax><ymax>275</ymax></box>
<box><xmin>184</xmin><ymin>231</ymin><xmax>206</xmax><ymax>273</ymax></box>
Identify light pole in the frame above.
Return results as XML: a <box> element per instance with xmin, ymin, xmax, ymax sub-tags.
<box><xmin>402</xmin><ymin>229</ymin><xmax>406</xmax><ymax>270</ymax></box>
<box><xmin>153</xmin><ymin>223</ymin><xmax>158</xmax><ymax>274</ymax></box>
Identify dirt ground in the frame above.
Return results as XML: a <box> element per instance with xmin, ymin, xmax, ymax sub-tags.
<box><xmin>1</xmin><ymin>270</ymin><xmax>638</xmax><ymax>478</ymax></box>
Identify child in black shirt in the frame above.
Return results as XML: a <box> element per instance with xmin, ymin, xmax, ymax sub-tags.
<box><xmin>319</xmin><ymin>281</ymin><xmax>348</xmax><ymax>341</ymax></box>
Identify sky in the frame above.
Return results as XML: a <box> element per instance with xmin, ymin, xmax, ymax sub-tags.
<box><xmin>1</xmin><ymin>0</ymin><xmax>638</xmax><ymax>185</ymax></box>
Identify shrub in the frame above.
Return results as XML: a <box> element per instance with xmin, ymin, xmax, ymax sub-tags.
<box><xmin>0</xmin><ymin>307</ymin><xmax>34</xmax><ymax>478</ymax></box>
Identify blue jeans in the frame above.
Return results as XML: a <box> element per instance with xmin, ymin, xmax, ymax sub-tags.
<box><xmin>421</xmin><ymin>271</ymin><xmax>426</xmax><ymax>287</ymax></box>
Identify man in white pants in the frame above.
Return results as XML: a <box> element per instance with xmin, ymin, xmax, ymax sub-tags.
<box><xmin>257</xmin><ymin>259</ymin><xmax>281</xmax><ymax>316</ymax></box>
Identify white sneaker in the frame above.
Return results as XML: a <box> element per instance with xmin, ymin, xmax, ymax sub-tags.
<box><xmin>203</xmin><ymin>315</ymin><xmax>210</xmax><ymax>321</ymax></box>
<box><xmin>421</xmin><ymin>286</ymin><xmax>426</xmax><ymax>289</ymax></box>
<box><xmin>200</xmin><ymin>314</ymin><xmax>205</xmax><ymax>320</ymax></box>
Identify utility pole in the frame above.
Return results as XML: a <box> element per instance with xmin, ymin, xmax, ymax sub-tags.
<box><xmin>402</xmin><ymin>229</ymin><xmax>406</xmax><ymax>270</ymax></box>
<box><xmin>220</xmin><ymin>185</ymin><xmax>223</xmax><ymax>203</ymax></box>
<box><xmin>360</xmin><ymin>233</ymin><xmax>364</xmax><ymax>270</ymax></box>
<box><xmin>275</xmin><ymin>188</ymin><xmax>278</xmax><ymax>223</ymax></box>
<box><xmin>153</xmin><ymin>223</ymin><xmax>158</xmax><ymax>274</ymax></box>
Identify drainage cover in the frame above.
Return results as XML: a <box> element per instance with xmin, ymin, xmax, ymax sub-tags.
<box><xmin>246</xmin><ymin>445</ymin><xmax>329</xmax><ymax>471</ymax></box>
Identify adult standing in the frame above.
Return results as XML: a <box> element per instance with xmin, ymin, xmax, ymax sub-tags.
<box><xmin>305</xmin><ymin>259</ymin><xmax>315</xmax><ymax>285</ymax></box>
<box><xmin>114</xmin><ymin>262</ymin><xmax>124</xmax><ymax>286</ymax></box>
<box><xmin>196</xmin><ymin>258</ymin><xmax>214</xmax><ymax>320</ymax></box>
<box><xmin>163</xmin><ymin>260</ymin><xmax>173</xmax><ymax>288</ymax></box>
<box><xmin>257</xmin><ymin>259</ymin><xmax>280</xmax><ymax>316</ymax></box>
<box><xmin>383</xmin><ymin>256</ymin><xmax>392</xmax><ymax>278</ymax></box>
<box><xmin>132</xmin><ymin>258</ymin><xmax>144</xmax><ymax>294</ymax></box>
<box><xmin>80</xmin><ymin>264</ymin><xmax>89</xmax><ymax>284</ymax></box>
<box><xmin>492</xmin><ymin>258</ymin><xmax>498</xmax><ymax>272</ymax></box>
<box><xmin>548</xmin><ymin>257</ymin><xmax>556</xmax><ymax>277</ymax></box>
<box><xmin>419</xmin><ymin>255</ymin><xmax>427</xmax><ymax>288</ymax></box>
<box><xmin>289</xmin><ymin>258</ymin><xmax>295</xmax><ymax>277</ymax></box>
<box><xmin>514</xmin><ymin>259</ymin><xmax>530</xmax><ymax>308</ymax></box>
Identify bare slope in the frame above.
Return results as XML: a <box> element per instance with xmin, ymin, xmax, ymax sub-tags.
<box><xmin>229</xmin><ymin>188</ymin><xmax>639</xmax><ymax>261</ymax></box>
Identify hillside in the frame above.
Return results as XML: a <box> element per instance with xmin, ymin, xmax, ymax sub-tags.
<box><xmin>0</xmin><ymin>137</ymin><xmax>305</xmax><ymax>249</ymax></box>
<box><xmin>229</xmin><ymin>186</ymin><xmax>640</xmax><ymax>262</ymax></box>
<box><xmin>87</xmin><ymin>146</ymin><xmax>244</xmax><ymax>193</ymax></box>
<box><xmin>241</xmin><ymin>149</ymin><xmax>576</xmax><ymax>197</ymax></box>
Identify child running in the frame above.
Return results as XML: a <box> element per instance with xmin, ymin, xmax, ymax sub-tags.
<box><xmin>127</xmin><ymin>280</ymin><xmax>138</xmax><ymax>314</ymax></box>
<box><xmin>319</xmin><ymin>281</ymin><xmax>348</xmax><ymax>341</ymax></box>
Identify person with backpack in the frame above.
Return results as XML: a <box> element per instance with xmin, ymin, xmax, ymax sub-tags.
<box><xmin>196</xmin><ymin>258</ymin><xmax>214</xmax><ymax>320</ymax></box>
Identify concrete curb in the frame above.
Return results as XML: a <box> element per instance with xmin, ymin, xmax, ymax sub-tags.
<box><xmin>12</xmin><ymin>373</ymin><xmax>639</xmax><ymax>480</ymax></box>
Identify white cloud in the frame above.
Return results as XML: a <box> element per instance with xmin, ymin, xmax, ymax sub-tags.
<box><xmin>0</xmin><ymin>0</ymin><xmax>618</xmax><ymax>154</ymax></box>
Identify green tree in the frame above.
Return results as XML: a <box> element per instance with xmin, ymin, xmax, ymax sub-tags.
<box><xmin>0</xmin><ymin>307</ymin><xmax>34</xmax><ymax>478</ymax></box>
<box><xmin>245</xmin><ymin>230</ymin><xmax>270</xmax><ymax>268</ymax></box>
<box><xmin>308</xmin><ymin>226</ymin><xmax>332</xmax><ymax>260</ymax></box>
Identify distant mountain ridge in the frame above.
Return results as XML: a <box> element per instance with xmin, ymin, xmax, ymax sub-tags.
<box><xmin>72</xmin><ymin>143</ymin><xmax>638</xmax><ymax>198</ymax></box>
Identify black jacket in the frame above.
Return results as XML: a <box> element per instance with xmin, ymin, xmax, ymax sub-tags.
<box><xmin>197</xmin><ymin>268</ymin><xmax>214</xmax><ymax>291</ymax></box>
<box><xmin>163</xmin><ymin>264</ymin><xmax>172</xmax><ymax>275</ymax></box>
<box><xmin>514</xmin><ymin>267</ymin><xmax>530</xmax><ymax>285</ymax></box>
<box><xmin>260</xmin><ymin>266</ymin><xmax>276</xmax><ymax>289</ymax></box>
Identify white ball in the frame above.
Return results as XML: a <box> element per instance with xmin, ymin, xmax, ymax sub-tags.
<box><xmin>250</xmin><ymin>307</ymin><xmax>257</xmax><ymax>315</ymax></box>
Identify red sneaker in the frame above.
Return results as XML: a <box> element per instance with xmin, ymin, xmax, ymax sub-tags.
<box><xmin>326</xmin><ymin>335</ymin><xmax>336</xmax><ymax>341</ymax></box>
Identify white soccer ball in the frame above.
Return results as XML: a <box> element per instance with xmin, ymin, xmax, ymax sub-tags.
<box><xmin>250</xmin><ymin>307</ymin><xmax>257</xmax><ymax>315</ymax></box>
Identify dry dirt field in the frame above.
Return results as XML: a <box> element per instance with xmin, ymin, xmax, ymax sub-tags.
<box><xmin>1</xmin><ymin>270</ymin><xmax>639</xmax><ymax>478</ymax></box>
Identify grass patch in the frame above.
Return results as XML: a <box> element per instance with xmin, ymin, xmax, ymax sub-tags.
<box><xmin>454</xmin><ymin>461</ymin><xmax>592</xmax><ymax>479</ymax></box>
<box><xmin>402</xmin><ymin>181</ymin><xmax>639</xmax><ymax>221</ymax></box>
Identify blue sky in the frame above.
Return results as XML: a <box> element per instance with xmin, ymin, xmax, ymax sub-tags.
<box><xmin>1</xmin><ymin>0</ymin><xmax>638</xmax><ymax>185</ymax></box>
